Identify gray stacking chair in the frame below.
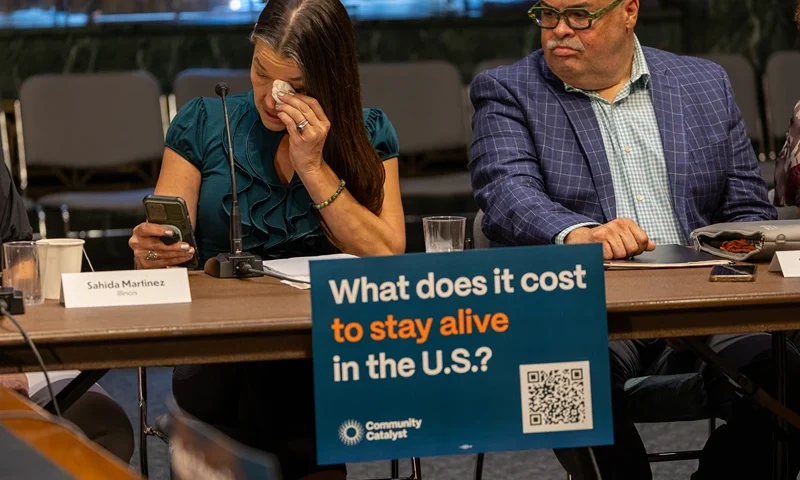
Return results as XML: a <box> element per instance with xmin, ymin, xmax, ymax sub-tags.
<box><xmin>472</xmin><ymin>209</ymin><xmax>492</xmax><ymax>249</ymax></box>
<box><xmin>697</xmin><ymin>54</ymin><xmax>774</xmax><ymax>188</ymax></box>
<box><xmin>473</xmin><ymin>58</ymin><xmax>518</xmax><ymax>77</ymax></box>
<box><xmin>697</xmin><ymin>54</ymin><xmax>765</xmax><ymax>151</ymax></box>
<box><xmin>0</xmin><ymin>104</ymin><xmax>10</xmax><ymax>173</ymax></box>
<box><xmin>360</xmin><ymin>61</ymin><xmax>467</xmax><ymax>157</ymax></box>
<box><xmin>359</xmin><ymin>61</ymin><xmax>473</xmax><ymax>220</ymax></box>
<box><xmin>15</xmin><ymin>71</ymin><xmax>165</xmax><ymax>237</ymax></box>
<box><xmin>171</xmin><ymin>68</ymin><xmax>252</xmax><ymax>117</ymax></box>
<box><xmin>764</xmin><ymin>51</ymin><xmax>800</xmax><ymax>155</ymax></box>
<box><xmin>1</xmin><ymin>97</ymin><xmax>46</xmax><ymax>238</ymax></box>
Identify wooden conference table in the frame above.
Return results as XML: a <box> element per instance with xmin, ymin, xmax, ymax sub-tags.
<box><xmin>0</xmin><ymin>264</ymin><xmax>799</xmax><ymax>372</ymax></box>
<box><xmin>0</xmin><ymin>264</ymin><xmax>798</xmax><ymax>479</ymax></box>
<box><xmin>0</xmin><ymin>387</ymin><xmax>142</xmax><ymax>479</ymax></box>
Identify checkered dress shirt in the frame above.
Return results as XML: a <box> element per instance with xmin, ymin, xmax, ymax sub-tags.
<box><xmin>556</xmin><ymin>37</ymin><xmax>686</xmax><ymax>245</ymax></box>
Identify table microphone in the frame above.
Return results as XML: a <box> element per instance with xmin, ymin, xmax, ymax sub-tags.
<box><xmin>203</xmin><ymin>82</ymin><xmax>264</xmax><ymax>279</ymax></box>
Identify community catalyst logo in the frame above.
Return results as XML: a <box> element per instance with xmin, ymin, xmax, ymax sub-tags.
<box><xmin>338</xmin><ymin>418</ymin><xmax>423</xmax><ymax>447</ymax></box>
<box><xmin>338</xmin><ymin>420</ymin><xmax>364</xmax><ymax>446</ymax></box>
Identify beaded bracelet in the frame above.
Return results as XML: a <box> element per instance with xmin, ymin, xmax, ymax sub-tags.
<box><xmin>314</xmin><ymin>178</ymin><xmax>346</xmax><ymax>210</ymax></box>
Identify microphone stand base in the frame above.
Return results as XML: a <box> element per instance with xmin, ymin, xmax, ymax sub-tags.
<box><xmin>203</xmin><ymin>253</ymin><xmax>264</xmax><ymax>279</ymax></box>
<box><xmin>0</xmin><ymin>288</ymin><xmax>25</xmax><ymax>315</ymax></box>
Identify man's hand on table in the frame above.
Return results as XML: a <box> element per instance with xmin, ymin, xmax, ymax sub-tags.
<box><xmin>565</xmin><ymin>218</ymin><xmax>656</xmax><ymax>260</ymax></box>
<box><xmin>564</xmin><ymin>219</ymin><xmax>680</xmax><ymax>351</ymax></box>
<box><xmin>0</xmin><ymin>373</ymin><xmax>29</xmax><ymax>397</ymax></box>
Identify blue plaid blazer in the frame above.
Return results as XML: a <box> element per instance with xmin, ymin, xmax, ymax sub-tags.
<box><xmin>469</xmin><ymin>47</ymin><xmax>777</xmax><ymax>246</ymax></box>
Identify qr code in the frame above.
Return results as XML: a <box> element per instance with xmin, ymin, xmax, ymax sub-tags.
<box><xmin>519</xmin><ymin>361</ymin><xmax>593</xmax><ymax>434</ymax></box>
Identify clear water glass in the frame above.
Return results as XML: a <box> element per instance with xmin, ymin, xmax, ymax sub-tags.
<box><xmin>423</xmin><ymin>216</ymin><xmax>467</xmax><ymax>253</ymax></box>
<box><xmin>3</xmin><ymin>241</ymin><xmax>43</xmax><ymax>306</ymax></box>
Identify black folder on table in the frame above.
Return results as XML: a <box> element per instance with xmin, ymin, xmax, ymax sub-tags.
<box><xmin>604</xmin><ymin>244</ymin><xmax>733</xmax><ymax>269</ymax></box>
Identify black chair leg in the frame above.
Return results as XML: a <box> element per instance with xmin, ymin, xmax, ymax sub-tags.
<box><xmin>138</xmin><ymin>366</ymin><xmax>149</xmax><ymax>477</ymax></box>
<box><xmin>589</xmin><ymin>448</ymin><xmax>603</xmax><ymax>479</ymax></box>
<box><xmin>473</xmin><ymin>453</ymin><xmax>484</xmax><ymax>480</ymax></box>
<box><xmin>773</xmin><ymin>330</ymin><xmax>789</xmax><ymax>480</ymax></box>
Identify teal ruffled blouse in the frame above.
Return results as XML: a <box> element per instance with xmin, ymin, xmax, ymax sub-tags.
<box><xmin>165</xmin><ymin>90</ymin><xmax>399</xmax><ymax>265</ymax></box>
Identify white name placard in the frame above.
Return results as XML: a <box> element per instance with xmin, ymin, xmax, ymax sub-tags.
<box><xmin>61</xmin><ymin>268</ymin><xmax>192</xmax><ymax>308</ymax></box>
<box><xmin>768</xmin><ymin>251</ymin><xmax>800</xmax><ymax>278</ymax></box>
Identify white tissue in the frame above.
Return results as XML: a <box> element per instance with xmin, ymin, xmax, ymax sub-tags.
<box><xmin>272</xmin><ymin>79</ymin><xmax>295</xmax><ymax>105</ymax></box>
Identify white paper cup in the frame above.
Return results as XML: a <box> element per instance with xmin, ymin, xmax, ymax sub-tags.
<box><xmin>36</xmin><ymin>239</ymin><xmax>85</xmax><ymax>300</ymax></box>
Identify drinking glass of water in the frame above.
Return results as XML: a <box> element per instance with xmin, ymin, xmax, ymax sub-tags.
<box><xmin>423</xmin><ymin>216</ymin><xmax>466</xmax><ymax>253</ymax></box>
<box><xmin>3</xmin><ymin>241</ymin><xmax>43</xmax><ymax>306</ymax></box>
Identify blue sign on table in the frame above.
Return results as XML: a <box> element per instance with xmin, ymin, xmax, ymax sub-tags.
<box><xmin>310</xmin><ymin>244</ymin><xmax>613</xmax><ymax>465</ymax></box>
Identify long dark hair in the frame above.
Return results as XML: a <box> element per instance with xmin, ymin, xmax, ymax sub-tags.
<box><xmin>251</xmin><ymin>0</ymin><xmax>385</xmax><ymax>217</ymax></box>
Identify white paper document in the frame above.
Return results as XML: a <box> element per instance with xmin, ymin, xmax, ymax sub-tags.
<box><xmin>262</xmin><ymin>254</ymin><xmax>357</xmax><ymax>284</ymax></box>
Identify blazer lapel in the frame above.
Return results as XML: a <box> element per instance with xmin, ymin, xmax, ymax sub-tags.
<box><xmin>646</xmin><ymin>52</ymin><xmax>691</xmax><ymax>238</ymax></box>
<box><xmin>542</xmin><ymin>61</ymin><xmax>616</xmax><ymax>222</ymax></box>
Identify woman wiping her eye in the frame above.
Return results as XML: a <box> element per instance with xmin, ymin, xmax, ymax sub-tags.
<box><xmin>127</xmin><ymin>0</ymin><xmax>405</xmax><ymax>477</ymax></box>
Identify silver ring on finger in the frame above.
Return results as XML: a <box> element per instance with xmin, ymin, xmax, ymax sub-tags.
<box><xmin>296</xmin><ymin>119</ymin><xmax>309</xmax><ymax>133</ymax></box>
<box><xmin>145</xmin><ymin>250</ymin><xmax>159</xmax><ymax>261</ymax></box>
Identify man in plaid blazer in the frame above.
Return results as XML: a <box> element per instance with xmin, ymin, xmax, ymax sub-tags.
<box><xmin>470</xmin><ymin>0</ymin><xmax>798</xmax><ymax>479</ymax></box>
<box><xmin>470</xmin><ymin>22</ymin><xmax>775</xmax><ymax>254</ymax></box>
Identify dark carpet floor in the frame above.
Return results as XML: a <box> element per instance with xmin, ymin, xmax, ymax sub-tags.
<box><xmin>98</xmin><ymin>368</ymin><xmax>712</xmax><ymax>480</ymax></box>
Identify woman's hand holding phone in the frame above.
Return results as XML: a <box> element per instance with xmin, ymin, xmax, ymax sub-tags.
<box><xmin>129</xmin><ymin>222</ymin><xmax>196</xmax><ymax>269</ymax></box>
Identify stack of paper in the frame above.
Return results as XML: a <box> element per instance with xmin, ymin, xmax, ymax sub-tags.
<box><xmin>262</xmin><ymin>254</ymin><xmax>356</xmax><ymax>286</ymax></box>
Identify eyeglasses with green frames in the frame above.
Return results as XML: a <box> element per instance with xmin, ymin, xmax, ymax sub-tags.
<box><xmin>528</xmin><ymin>0</ymin><xmax>624</xmax><ymax>31</ymax></box>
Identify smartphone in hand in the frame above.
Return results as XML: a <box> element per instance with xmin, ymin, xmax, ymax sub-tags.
<box><xmin>143</xmin><ymin>195</ymin><xmax>199</xmax><ymax>270</ymax></box>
